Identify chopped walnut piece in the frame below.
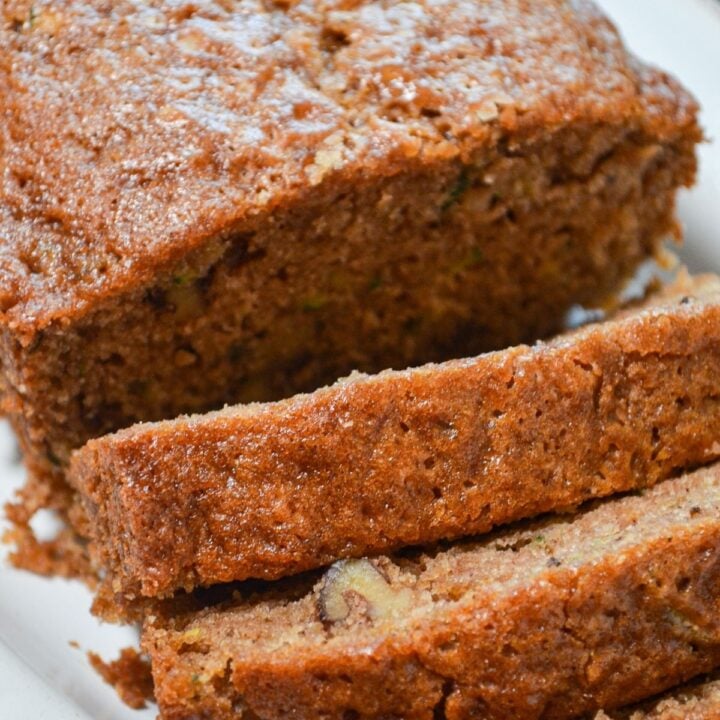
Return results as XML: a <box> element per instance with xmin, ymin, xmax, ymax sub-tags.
<box><xmin>318</xmin><ymin>558</ymin><xmax>413</xmax><ymax>624</ymax></box>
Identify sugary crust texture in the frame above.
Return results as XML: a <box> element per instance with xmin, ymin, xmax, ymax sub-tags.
<box><xmin>0</xmin><ymin>0</ymin><xmax>698</xmax><ymax>330</ymax></box>
<box><xmin>70</xmin><ymin>274</ymin><xmax>720</xmax><ymax>613</ymax></box>
<box><xmin>143</xmin><ymin>466</ymin><xmax>720</xmax><ymax>720</ymax></box>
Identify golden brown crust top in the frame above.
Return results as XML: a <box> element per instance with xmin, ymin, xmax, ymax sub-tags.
<box><xmin>0</xmin><ymin>0</ymin><xmax>697</xmax><ymax>329</ymax></box>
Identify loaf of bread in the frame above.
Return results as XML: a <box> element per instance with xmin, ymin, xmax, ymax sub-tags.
<box><xmin>0</xmin><ymin>0</ymin><xmax>700</xmax><ymax>523</ymax></box>
<box><xmin>596</xmin><ymin>672</ymin><xmax>720</xmax><ymax>719</ymax></box>
<box><xmin>70</xmin><ymin>273</ymin><xmax>720</xmax><ymax>616</ymax></box>
<box><xmin>143</xmin><ymin>465</ymin><xmax>720</xmax><ymax>720</ymax></box>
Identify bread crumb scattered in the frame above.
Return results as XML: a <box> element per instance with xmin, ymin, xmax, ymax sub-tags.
<box><xmin>88</xmin><ymin>648</ymin><xmax>154</xmax><ymax>710</ymax></box>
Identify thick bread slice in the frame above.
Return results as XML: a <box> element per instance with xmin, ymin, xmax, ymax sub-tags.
<box><xmin>143</xmin><ymin>465</ymin><xmax>720</xmax><ymax>720</ymax></box>
<box><xmin>70</xmin><ymin>273</ymin><xmax>720</xmax><ymax>616</ymax></box>
<box><xmin>596</xmin><ymin>672</ymin><xmax>720</xmax><ymax>719</ymax></box>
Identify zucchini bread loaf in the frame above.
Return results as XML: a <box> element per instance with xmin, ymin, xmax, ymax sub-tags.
<box><xmin>596</xmin><ymin>672</ymin><xmax>720</xmax><ymax>719</ymax></box>
<box><xmin>70</xmin><ymin>273</ymin><xmax>720</xmax><ymax>615</ymax></box>
<box><xmin>0</xmin><ymin>0</ymin><xmax>701</xmax><ymax>512</ymax></box>
<box><xmin>143</xmin><ymin>465</ymin><xmax>720</xmax><ymax>720</ymax></box>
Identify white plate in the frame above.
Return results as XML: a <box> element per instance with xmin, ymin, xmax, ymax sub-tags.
<box><xmin>2</xmin><ymin>2</ymin><xmax>720</xmax><ymax>718</ymax></box>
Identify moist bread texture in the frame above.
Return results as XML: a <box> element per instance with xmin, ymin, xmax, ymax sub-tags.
<box><xmin>596</xmin><ymin>672</ymin><xmax>720</xmax><ymax>719</ymax></box>
<box><xmin>143</xmin><ymin>466</ymin><xmax>720</xmax><ymax>720</ymax></box>
<box><xmin>70</xmin><ymin>274</ymin><xmax>720</xmax><ymax>615</ymax></box>
<box><xmin>0</xmin><ymin>0</ymin><xmax>701</xmax><ymax>517</ymax></box>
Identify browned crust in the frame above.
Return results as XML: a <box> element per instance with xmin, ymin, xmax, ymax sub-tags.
<box><xmin>142</xmin><ymin>467</ymin><xmax>720</xmax><ymax>720</ymax></box>
<box><xmin>0</xmin><ymin>0</ymin><xmax>700</xmax><ymax>329</ymax></box>
<box><xmin>70</xmin><ymin>275</ymin><xmax>720</xmax><ymax>614</ymax></box>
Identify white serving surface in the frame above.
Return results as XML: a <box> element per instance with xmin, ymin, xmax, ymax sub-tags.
<box><xmin>2</xmin><ymin>2</ymin><xmax>719</xmax><ymax>717</ymax></box>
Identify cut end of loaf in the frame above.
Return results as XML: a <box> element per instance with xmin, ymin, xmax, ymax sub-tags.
<box><xmin>66</xmin><ymin>269</ymin><xmax>720</xmax><ymax>620</ymax></box>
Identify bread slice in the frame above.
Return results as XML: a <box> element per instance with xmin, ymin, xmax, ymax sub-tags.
<box><xmin>0</xmin><ymin>0</ymin><xmax>700</xmax><ymax>523</ymax></box>
<box><xmin>143</xmin><ymin>465</ymin><xmax>720</xmax><ymax>720</ymax></box>
<box><xmin>596</xmin><ymin>672</ymin><xmax>720</xmax><ymax>719</ymax></box>
<box><xmin>70</xmin><ymin>273</ymin><xmax>720</xmax><ymax>615</ymax></box>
